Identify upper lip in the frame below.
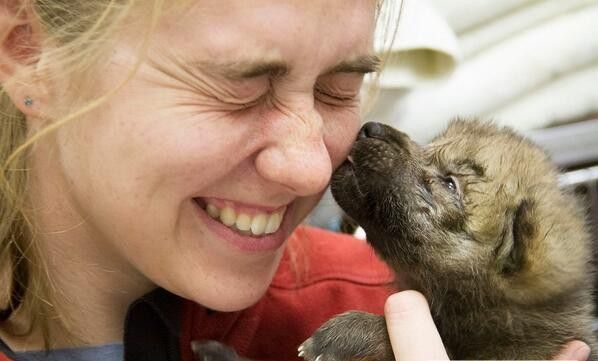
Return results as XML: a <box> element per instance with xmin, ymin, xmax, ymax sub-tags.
<box><xmin>194</xmin><ymin>197</ymin><xmax>290</xmax><ymax>214</ymax></box>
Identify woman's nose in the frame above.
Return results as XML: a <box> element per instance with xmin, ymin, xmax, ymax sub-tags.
<box><xmin>254</xmin><ymin>110</ymin><xmax>332</xmax><ymax>196</ymax></box>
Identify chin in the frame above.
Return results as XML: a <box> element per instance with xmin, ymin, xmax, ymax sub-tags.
<box><xmin>190</xmin><ymin>280</ymin><xmax>272</xmax><ymax>312</ymax></box>
<box><xmin>179</xmin><ymin>256</ymin><xmax>282</xmax><ymax>312</ymax></box>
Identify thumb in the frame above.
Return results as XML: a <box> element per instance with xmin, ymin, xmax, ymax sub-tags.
<box><xmin>384</xmin><ymin>290</ymin><xmax>449</xmax><ymax>361</ymax></box>
<box><xmin>552</xmin><ymin>340</ymin><xmax>591</xmax><ymax>361</ymax></box>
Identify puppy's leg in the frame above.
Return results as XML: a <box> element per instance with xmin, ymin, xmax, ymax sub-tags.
<box><xmin>191</xmin><ymin>340</ymin><xmax>245</xmax><ymax>361</ymax></box>
<box><xmin>299</xmin><ymin>311</ymin><xmax>393</xmax><ymax>361</ymax></box>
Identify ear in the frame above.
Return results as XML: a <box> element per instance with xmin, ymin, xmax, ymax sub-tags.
<box><xmin>496</xmin><ymin>199</ymin><xmax>537</xmax><ymax>275</ymax></box>
<box><xmin>0</xmin><ymin>2</ymin><xmax>48</xmax><ymax>119</ymax></box>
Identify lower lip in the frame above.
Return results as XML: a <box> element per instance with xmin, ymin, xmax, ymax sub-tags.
<box><xmin>193</xmin><ymin>200</ymin><xmax>293</xmax><ymax>253</ymax></box>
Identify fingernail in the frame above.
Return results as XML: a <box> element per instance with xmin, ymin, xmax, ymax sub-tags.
<box><xmin>572</xmin><ymin>344</ymin><xmax>591</xmax><ymax>361</ymax></box>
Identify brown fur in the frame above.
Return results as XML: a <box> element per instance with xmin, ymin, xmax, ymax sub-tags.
<box><xmin>300</xmin><ymin>119</ymin><xmax>597</xmax><ymax>360</ymax></box>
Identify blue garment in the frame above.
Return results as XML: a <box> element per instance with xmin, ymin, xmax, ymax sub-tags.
<box><xmin>11</xmin><ymin>343</ymin><xmax>123</xmax><ymax>361</ymax></box>
<box><xmin>0</xmin><ymin>288</ymin><xmax>183</xmax><ymax>361</ymax></box>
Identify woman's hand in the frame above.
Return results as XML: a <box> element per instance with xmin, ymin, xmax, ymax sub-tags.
<box><xmin>385</xmin><ymin>291</ymin><xmax>591</xmax><ymax>361</ymax></box>
<box><xmin>553</xmin><ymin>341</ymin><xmax>592</xmax><ymax>361</ymax></box>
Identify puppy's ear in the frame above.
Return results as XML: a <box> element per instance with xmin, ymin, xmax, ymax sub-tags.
<box><xmin>497</xmin><ymin>199</ymin><xmax>537</xmax><ymax>275</ymax></box>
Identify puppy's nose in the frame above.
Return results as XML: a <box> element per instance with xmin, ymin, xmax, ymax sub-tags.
<box><xmin>358</xmin><ymin>122</ymin><xmax>386</xmax><ymax>140</ymax></box>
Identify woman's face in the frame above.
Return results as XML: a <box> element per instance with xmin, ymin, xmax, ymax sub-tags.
<box><xmin>35</xmin><ymin>0</ymin><xmax>377</xmax><ymax>311</ymax></box>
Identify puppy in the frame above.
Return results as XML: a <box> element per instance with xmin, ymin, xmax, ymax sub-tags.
<box><xmin>299</xmin><ymin>119</ymin><xmax>597</xmax><ymax>360</ymax></box>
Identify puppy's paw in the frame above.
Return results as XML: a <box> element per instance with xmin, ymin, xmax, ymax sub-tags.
<box><xmin>191</xmin><ymin>340</ymin><xmax>239</xmax><ymax>361</ymax></box>
<box><xmin>298</xmin><ymin>311</ymin><xmax>393</xmax><ymax>361</ymax></box>
<box><xmin>298</xmin><ymin>337</ymin><xmax>346</xmax><ymax>361</ymax></box>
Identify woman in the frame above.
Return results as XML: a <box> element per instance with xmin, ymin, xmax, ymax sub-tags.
<box><xmin>0</xmin><ymin>1</ymin><xmax>590</xmax><ymax>360</ymax></box>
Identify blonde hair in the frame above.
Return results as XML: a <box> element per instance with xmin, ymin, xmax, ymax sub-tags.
<box><xmin>0</xmin><ymin>0</ymin><xmax>398</xmax><ymax>346</ymax></box>
<box><xmin>0</xmin><ymin>0</ymin><xmax>171</xmax><ymax>345</ymax></box>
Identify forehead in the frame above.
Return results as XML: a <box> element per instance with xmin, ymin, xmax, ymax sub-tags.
<box><xmin>150</xmin><ymin>0</ymin><xmax>377</xmax><ymax>72</ymax></box>
<box><xmin>429</xmin><ymin>124</ymin><xmax>552</xmax><ymax>184</ymax></box>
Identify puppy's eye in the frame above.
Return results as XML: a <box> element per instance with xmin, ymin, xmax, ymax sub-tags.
<box><xmin>442</xmin><ymin>176</ymin><xmax>458</xmax><ymax>193</ymax></box>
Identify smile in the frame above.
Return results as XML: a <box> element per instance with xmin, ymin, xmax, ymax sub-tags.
<box><xmin>195</xmin><ymin>199</ymin><xmax>286</xmax><ymax>236</ymax></box>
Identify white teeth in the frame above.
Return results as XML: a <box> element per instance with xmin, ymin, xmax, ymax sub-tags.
<box><xmin>206</xmin><ymin>204</ymin><xmax>220</xmax><ymax>218</ymax></box>
<box><xmin>204</xmin><ymin>202</ymin><xmax>286</xmax><ymax>236</ymax></box>
<box><xmin>264</xmin><ymin>212</ymin><xmax>283</xmax><ymax>235</ymax></box>
<box><xmin>265</xmin><ymin>212</ymin><xmax>281</xmax><ymax>234</ymax></box>
<box><xmin>219</xmin><ymin>207</ymin><xmax>236</xmax><ymax>227</ymax></box>
<box><xmin>235</xmin><ymin>213</ymin><xmax>252</xmax><ymax>231</ymax></box>
<box><xmin>251</xmin><ymin>213</ymin><xmax>267</xmax><ymax>235</ymax></box>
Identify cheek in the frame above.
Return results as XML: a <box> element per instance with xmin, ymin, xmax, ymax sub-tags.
<box><xmin>322</xmin><ymin>108</ymin><xmax>361</xmax><ymax>169</ymax></box>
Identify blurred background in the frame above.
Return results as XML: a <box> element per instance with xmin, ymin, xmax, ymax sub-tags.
<box><xmin>308</xmin><ymin>0</ymin><xmax>598</xmax><ymax>244</ymax></box>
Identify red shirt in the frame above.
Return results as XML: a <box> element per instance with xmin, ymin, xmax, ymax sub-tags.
<box><xmin>179</xmin><ymin>226</ymin><xmax>395</xmax><ymax>361</ymax></box>
<box><xmin>0</xmin><ymin>226</ymin><xmax>395</xmax><ymax>361</ymax></box>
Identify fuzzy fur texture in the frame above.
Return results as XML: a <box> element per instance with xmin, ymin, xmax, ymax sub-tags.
<box><xmin>300</xmin><ymin>119</ymin><xmax>596</xmax><ymax>360</ymax></box>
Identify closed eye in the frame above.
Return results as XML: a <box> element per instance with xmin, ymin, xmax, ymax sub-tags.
<box><xmin>314</xmin><ymin>87</ymin><xmax>358</xmax><ymax>106</ymax></box>
<box><xmin>315</xmin><ymin>71</ymin><xmax>365</xmax><ymax>106</ymax></box>
<box><xmin>236</xmin><ymin>95</ymin><xmax>265</xmax><ymax>109</ymax></box>
<box><xmin>219</xmin><ymin>91</ymin><xmax>268</xmax><ymax>110</ymax></box>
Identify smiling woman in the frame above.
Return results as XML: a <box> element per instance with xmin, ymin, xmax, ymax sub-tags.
<box><xmin>0</xmin><ymin>1</ymin><xmax>590</xmax><ymax>361</ymax></box>
<box><xmin>0</xmin><ymin>0</ymin><xmax>387</xmax><ymax>358</ymax></box>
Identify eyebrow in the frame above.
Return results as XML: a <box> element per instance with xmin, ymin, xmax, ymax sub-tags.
<box><xmin>194</xmin><ymin>54</ymin><xmax>382</xmax><ymax>80</ymax></box>
<box><xmin>326</xmin><ymin>54</ymin><xmax>382</xmax><ymax>74</ymax></box>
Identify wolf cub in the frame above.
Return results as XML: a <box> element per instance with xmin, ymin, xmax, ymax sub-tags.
<box><xmin>300</xmin><ymin>119</ymin><xmax>596</xmax><ymax>360</ymax></box>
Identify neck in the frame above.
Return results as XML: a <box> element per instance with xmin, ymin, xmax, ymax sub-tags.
<box><xmin>5</xmin><ymin>142</ymin><xmax>156</xmax><ymax>350</ymax></box>
<box><xmin>44</xmin><ymin>236</ymin><xmax>154</xmax><ymax>347</ymax></box>
<box><xmin>2</xmin><ymin>227</ymin><xmax>154</xmax><ymax>351</ymax></box>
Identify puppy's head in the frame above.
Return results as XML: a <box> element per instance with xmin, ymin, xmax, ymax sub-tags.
<box><xmin>332</xmin><ymin>119</ymin><xmax>591</xmax><ymax>303</ymax></box>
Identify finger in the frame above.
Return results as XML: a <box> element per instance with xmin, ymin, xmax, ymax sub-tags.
<box><xmin>384</xmin><ymin>290</ymin><xmax>449</xmax><ymax>361</ymax></box>
<box><xmin>552</xmin><ymin>340</ymin><xmax>591</xmax><ymax>361</ymax></box>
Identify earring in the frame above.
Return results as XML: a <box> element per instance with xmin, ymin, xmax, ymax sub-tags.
<box><xmin>24</xmin><ymin>96</ymin><xmax>33</xmax><ymax>107</ymax></box>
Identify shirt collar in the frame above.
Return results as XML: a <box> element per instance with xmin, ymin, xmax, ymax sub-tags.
<box><xmin>124</xmin><ymin>288</ymin><xmax>183</xmax><ymax>361</ymax></box>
